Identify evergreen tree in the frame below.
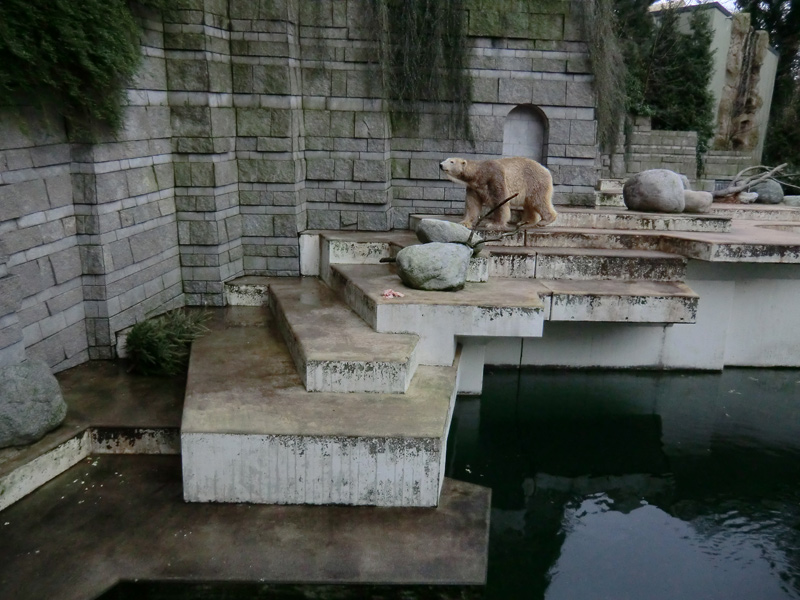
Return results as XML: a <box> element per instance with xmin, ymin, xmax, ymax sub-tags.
<box><xmin>613</xmin><ymin>1</ymin><xmax>716</xmax><ymax>175</ymax></box>
<box><xmin>647</xmin><ymin>8</ymin><xmax>715</xmax><ymax>164</ymax></box>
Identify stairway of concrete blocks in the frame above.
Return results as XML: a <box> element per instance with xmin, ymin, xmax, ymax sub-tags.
<box><xmin>182</xmin><ymin>204</ymin><xmax>800</xmax><ymax>509</ymax></box>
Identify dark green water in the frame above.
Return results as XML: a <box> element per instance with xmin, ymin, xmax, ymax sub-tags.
<box><xmin>445</xmin><ymin>367</ymin><xmax>800</xmax><ymax>600</ymax></box>
<box><xmin>103</xmin><ymin>367</ymin><xmax>800</xmax><ymax>599</ymax></box>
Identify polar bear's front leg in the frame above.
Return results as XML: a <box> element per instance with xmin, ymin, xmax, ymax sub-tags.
<box><xmin>459</xmin><ymin>188</ymin><xmax>482</xmax><ymax>228</ymax></box>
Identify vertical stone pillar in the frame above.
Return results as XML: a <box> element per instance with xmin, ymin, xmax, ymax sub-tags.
<box><xmin>301</xmin><ymin>1</ymin><xmax>393</xmax><ymax>232</ymax></box>
<box><xmin>231</xmin><ymin>0</ymin><xmax>305</xmax><ymax>275</ymax></box>
<box><xmin>167</xmin><ymin>0</ymin><xmax>243</xmax><ymax>305</ymax></box>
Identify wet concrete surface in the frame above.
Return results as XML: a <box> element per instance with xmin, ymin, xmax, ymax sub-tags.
<box><xmin>0</xmin><ymin>361</ymin><xmax>184</xmax><ymax>474</ymax></box>
<box><xmin>0</xmin><ymin>455</ymin><xmax>490</xmax><ymax>600</ymax></box>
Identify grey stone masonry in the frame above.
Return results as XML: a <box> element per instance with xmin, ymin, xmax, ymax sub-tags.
<box><xmin>0</xmin><ymin>107</ymin><xmax>87</xmax><ymax>372</ymax></box>
<box><xmin>0</xmin><ymin>0</ymin><xmax>599</xmax><ymax>374</ymax></box>
<box><xmin>601</xmin><ymin>116</ymin><xmax>756</xmax><ymax>187</ymax></box>
<box><xmin>167</xmin><ymin>0</ymin><xmax>244</xmax><ymax>304</ymax></box>
<box><xmin>75</xmin><ymin>5</ymin><xmax>184</xmax><ymax>357</ymax></box>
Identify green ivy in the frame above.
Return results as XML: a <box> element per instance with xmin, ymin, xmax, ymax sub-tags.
<box><xmin>582</xmin><ymin>0</ymin><xmax>628</xmax><ymax>153</ymax></box>
<box><xmin>368</xmin><ymin>0</ymin><xmax>473</xmax><ymax>142</ymax></box>
<box><xmin>0</xmin><ymin>0</ymin><xmax>167</xmax><ymax>133</ymax></box>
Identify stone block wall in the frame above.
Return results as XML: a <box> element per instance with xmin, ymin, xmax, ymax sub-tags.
<box><xmin>75</xmin><ymin>5</ymin><xmax>184</xmax><ymax>357</ymax></box>
<box><xmin>0</xmin><ymin>6</ymin><xmax>184</xmax><ymax>369</ymax></box>
<box><xmin>0</xmin><ymin>110</ymin><xmax>86</xmax><ymax>372</ymax></box>
<box><xmin>603</xmin><ymin>117</ymin><xmax>757</xmax><ymax>185</ymax></box>
<box><xmin>0</xmin><ymin>0</ymin><xmax>599</xmax><ymax>368</ymax></box>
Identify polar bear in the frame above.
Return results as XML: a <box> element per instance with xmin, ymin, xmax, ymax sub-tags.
<box><xmin>439</xmin><ymin>156</ymin><xmax>557</xmax><ymax>229</ymax></box>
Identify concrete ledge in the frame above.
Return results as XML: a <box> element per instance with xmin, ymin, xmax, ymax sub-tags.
<box><xmin>540</xmin><ymin>279</ymin><xmax>699</xmax><ymax>323</ymax></box>
<box><xmin>1</xmin><ymin>455</ymin><xmax>491</xmax><ymax>599</ymax></box>
<box><xmin>489</xmin><ymin>246</ymin><xmax>687</xmax><ymax>281</ymax></box>
<box><xmin>331</xmin><ymin>264</ymin><xmax>546</xmax><ymax>365</ymax></box>
<box><xmin>181</xmin><ymin>308</ymin><xmax>459</xmax><ymax>506</ymax></box>
<box><xmin>269</xmin><ymin>277</ymin><xmax>420</xmax><ymax>393</ymax></box>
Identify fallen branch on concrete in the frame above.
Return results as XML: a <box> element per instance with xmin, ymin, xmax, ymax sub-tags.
<box><xmin>465</xmin><ymin>193</ymin><xmax>519</xmax><ymax>248</ymax></box>
<box><xmin>712</xmin><ymin>163</ymin><xmax>788</xmax><ymax>198</ymax></box>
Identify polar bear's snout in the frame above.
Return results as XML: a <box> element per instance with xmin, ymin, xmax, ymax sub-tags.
<box><xmin>439</xmin><ymin>161</ymin><xmax>446</xmax><ymax>171</ymax></box>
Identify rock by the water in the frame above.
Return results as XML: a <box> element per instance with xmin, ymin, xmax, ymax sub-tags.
<box><xmin>396</xmin><ymin>242</ymin><xmax>472</xmax><ymax>291</ymax></box>
<box><xmin>752</xmin><ymin>179</ymin><xmax>784</xmax><ymax>204</ymax></box>
<box><xmin>784</xmin><ymin>195</ymin><xmax>800</xmax><ymax>207</ymax></box>
<box><xmin>416</xmin><ymin>219</ymin><xmax>483</xmax><ymax>255</ymax></box>
<box><xmin>0</xmin><ymin>360</ymin><xmax>67</xmax><ymax>448</ymax></box>
<box><xmin>683</xmin><ymin>190</ymin><xmax>713</xmax><ymax>213</ymax></box>
<box><xmin>623</xmin><ymin>169</ymin><xmax>685</xmax><ymax>213</ymax></box>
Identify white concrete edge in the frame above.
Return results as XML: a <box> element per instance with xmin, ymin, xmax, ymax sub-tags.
<box><xmin>0</xmin><ymin>426</ymin><xmax>180</xmax><ymax>512</ymax></box>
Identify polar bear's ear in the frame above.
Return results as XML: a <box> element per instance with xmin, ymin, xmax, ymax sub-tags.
<box><xmin>458</xmin><ymin>159</ymin><xmax>467</xmax><ymax>166</ymax></box>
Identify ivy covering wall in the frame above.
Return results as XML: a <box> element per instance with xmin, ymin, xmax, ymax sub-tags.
<box><xmin>0</xmin><ymin>0</ymin><xmax>168</xmax><ymax>133</ymax></box>
<box><xmin>368</xmin><ymin>0</ymin><xmax>473</xmax><ymax>142</ymax></box>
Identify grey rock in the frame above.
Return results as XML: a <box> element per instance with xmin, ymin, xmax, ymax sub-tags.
<box><xmin>752</xmin><ymin>179</ymin><xmax>784</xmax><ymax>204</ymax></box>
<box><xmin>783</xmin><ymin>195</ymin><xmax>800</xmax><ymax>207</ymax></box>
<box><xmin>396</xmin><ymin>242</ymin><xmax>472</xmax><ymax>291</ymax></box>
<box><xmin>0</xmin><ymin>360</ymin><xmax>67</xmax><ymax>448</ymax></box>
<box><xmin>679</xmin><ymin>174</ymin><xmax>692</xmax><ymax>190</ymax></box>
<box><xmin>737</xmin><ymin>191</ymin><xmax>758</xmax><ymax>204</ymax></box>
<box><xmin>416</xmin><ymin>219</ymin><xmax>483</xmax><ymax>255</ymax></box>
<box><xmin>623</xmin><ymin>169</ymin><xmax>685</xmax><ymax>213</ymax></box>
<box><xmin>683</xmin><ymin>190</ymin><xmax>713</xmax><ymax>214</ymax></box>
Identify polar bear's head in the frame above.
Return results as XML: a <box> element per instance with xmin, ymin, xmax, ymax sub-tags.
<box><xmin>439</xmin><ymin>157</ymin><xmax>468</xmax><ymax>184</ymax></box>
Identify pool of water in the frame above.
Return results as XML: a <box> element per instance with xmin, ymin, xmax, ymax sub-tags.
<box><xmin>445</xmin><ymin>367</ymin><xmax>800</xmax><ymax>600</ymax></box>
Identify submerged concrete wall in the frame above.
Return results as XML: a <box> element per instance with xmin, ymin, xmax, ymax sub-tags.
<box><xmin>0</xmin><ymin>0</ymin><xmax>598</xmax><ymax>370</ymax></box>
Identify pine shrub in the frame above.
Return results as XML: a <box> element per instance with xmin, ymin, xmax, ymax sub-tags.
<box><xmin>125</xmin><ymin>309</ymin><xmax>210</xmax><ymax>377</ymax></box>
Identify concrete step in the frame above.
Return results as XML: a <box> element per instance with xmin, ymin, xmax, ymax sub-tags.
<box><xmin>308</xmin><ymin>231</ymin><xmax>487</xmax><ymax>284</ymax></box>
<box><xmin>332</xmin><ymin>263</ymin><xmax>696</xmax><ymax>332</ymax></box>
<box><xmin>488</xmin><ymin>247</ymin><xmax>687</xmax><ymax>281</ymax></box>
<box><xmin>539</xmin><ymin>279</ymin><xmax>698</xmax><ymax>323</ymax></box>
<box><xmin>181</xmin><ymin>307</ymin><xmax>459</xmax><ymax>507</ymax></box>
<box><xmin>522</xmin><ymin>227</ymin><xmax>664</xmax><ymax>251</ymax></box>
<box><xmin>225</xmin><ymin>275</ymin><xmax>272</xmax><ymax>306</ymax></box>
<box><xmin>554</xmin><ymin>208</ymin><xmax>731</xmax><ymax>233</ymax></box>
<box><xmin>269</xmin><ymin>278</ymin><xmax>420</xmax><ymax>394</ymax></box>
<box><xmin>708</xmin><ymin>203</ymin><xmax>800</xmax><ymax>222</ymax></box>
<box><xmin>409</xmin><ymin>209</ymin><xmax>732</xmax><ymax>233</ymax></box>
<box><xmin>330</xmin><ymin>263</ymin><xmax>547</xmax><ymax>366</ymax></box>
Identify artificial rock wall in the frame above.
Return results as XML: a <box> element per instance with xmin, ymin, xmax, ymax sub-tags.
<box><xmin>0</xmin><ymin>0</ymin><xmax>597</xmax><ymax>371</ymax></box>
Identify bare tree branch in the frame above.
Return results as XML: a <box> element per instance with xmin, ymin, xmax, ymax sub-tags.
<box><xmin>466</xmin><ymin>192</ymin><xmax>519</xmax><ymax>247</ymax></box>
<box><xmin>712</xmin><ymin>163</ymin><xmax>788</xmax><ymax>198</ymax></box>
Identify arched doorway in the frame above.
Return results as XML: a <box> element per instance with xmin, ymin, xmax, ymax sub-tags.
<box><xmin>503</xmin><ymin>104</ymin><xmax>548</xmax><ymax>164</ymax></box>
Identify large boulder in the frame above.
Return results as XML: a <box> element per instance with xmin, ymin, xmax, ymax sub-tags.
<box><xmin>683</xmin><ymin>190</ymin><xmax>713</xmax><ymax>214</ymax></box>
<box><xmin>416</xmin><ymin>219</ymin><xmax>483</xmax><ymax>255</ymax></box>
<box><xmin>623</xmin><ymin>169</ymin><xmax>686</xmax><ymax>213</ymax></box>
<box><xmin>0</xmin><ymin>360</ymin><xmax>67</xmax><ymax>448</ymax></box>
<box><xmin>752</xmin><ymin>179</ymin><xmax>784</xmax><ymax>204</ymax></box>
<box><xmin>396</xmin><ymin>242</ymin><xmax>472</xmax><ymax>291</ymax></box>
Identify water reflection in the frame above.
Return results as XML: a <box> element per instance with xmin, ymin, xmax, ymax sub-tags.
<box><xmin>445</xmin><ymin>368</ymin><xmax>800</xmax><ymax>600</ymax></box>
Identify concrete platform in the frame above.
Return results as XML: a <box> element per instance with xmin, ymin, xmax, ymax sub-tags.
<box><xmin>409</xmin><ymin>208</ymin><xmax>732</xmax><ymax>233</ymax></box>
<box><xmin>553</xmin><ymin>207</ymin><xmax>731</xmax><ymax>232</ymax></box>
<box><xmin>269</xmin><ymin>278</ymin><xmax>420</xmax><ymax>393</ymax></box>
<box><xmin>489</xmin><ymin>246</ymin><xmax>687</xmax><ymax>281</ymax></box>
<box><xmin>181</xmin><ymin>306</ymin><xmax>459</xmax><ymax>506</ymax></box>
<box><xmin>0</xmin><ymin>455</ymin><xmax>490</xmax><ymax>600</ymax></box>
<box><xmin>331</xmin><ymin>263</ymin><xmax>547</xmax><ymax>365</ymax></box>
<box><xmin>0</xmin><ymin>362</ymin><xmax>183</xmax><ymax>511</ymax></box>
<box><xmin>539</xmin><ymin>279</ymin><xmax>698</xmax><ymax>323</ymax></box>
